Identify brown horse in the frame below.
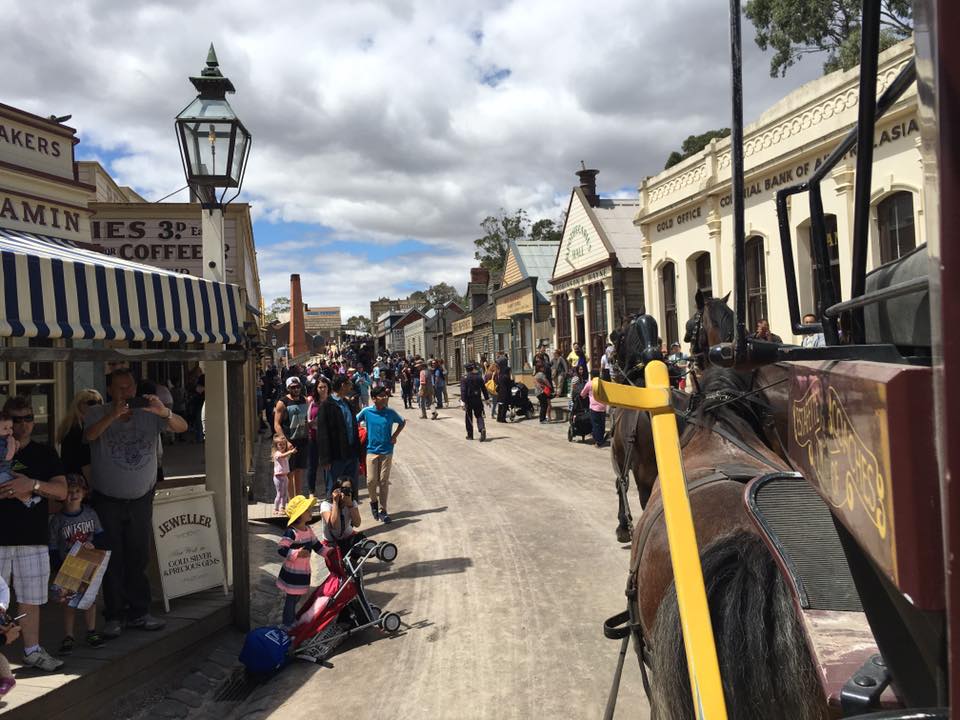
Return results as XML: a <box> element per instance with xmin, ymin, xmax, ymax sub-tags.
<box><xmin>631</xmin><ymin>366</ymin><xmax>826</xmax><ymax>720</ymax></box>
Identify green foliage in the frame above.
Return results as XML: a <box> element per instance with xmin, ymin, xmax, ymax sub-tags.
<box><xmin>744</xmin><ymin>0</ymin><xmax>913</xmax><ymax>78</ymax></box>
<box><xmin>346</xmin><ymin>315</ymin><xmax>371</xmax><ymax>333</ymax></box>
<box><xmin>664</xmin><ymin>129</ymin><xmax>731</xmax><ymax>169</ymax></box>
<box><xmin>425</xmin><ymin>282</ymin><xmax>462</xmax><ymax>307</ymax></box>
<box><xmin>530</xmin><ymin>218</ymin><xmax>563</xmax><ymax>244</ymax></box>
<box><xmin>473</xmin><ymin>209</ymin><xmax>529</xmax><ymax>274</ymax></box>
<box><xmin>408</xmin><ymin>290</ymin><xmax>428</xmax><ymax>302</ymax></box>
<box><xmin>263</xmin><ymin>296</ymin><xmax>291</xmax><ymax>323</ymax></box>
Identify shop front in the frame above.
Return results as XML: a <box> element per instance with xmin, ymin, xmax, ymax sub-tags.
<box><xmin>549</xmin><ymin>169</ymin><xmax>645</xmax><ymax>371</ymax></box>
<box><xmin>0</xmin><ymin>102</ymin><xmax>255</xmax><ymax>717</ymax></box>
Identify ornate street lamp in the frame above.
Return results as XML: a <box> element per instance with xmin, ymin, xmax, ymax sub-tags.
<box><xmin>175</xmin><ymin>44</ymin><xmax>251</xmax><ymax>207</ymax></box>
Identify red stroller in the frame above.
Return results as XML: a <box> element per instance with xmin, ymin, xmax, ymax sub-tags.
<box><xmin>289</xmin><ymin>538</ymin><xmax>402</xmax><ymax>663</ymax></box>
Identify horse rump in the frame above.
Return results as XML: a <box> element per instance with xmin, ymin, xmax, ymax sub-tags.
<box><xmin>648</xmin><ymin>531</ymin><xmax>826</xmax><ymax>720</ymax></box>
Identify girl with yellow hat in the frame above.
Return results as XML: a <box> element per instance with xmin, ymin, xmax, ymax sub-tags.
<box><xmin>277</xmin><ymin>495</ymin><xmax>322</xmax><ymax>628</ymax></box>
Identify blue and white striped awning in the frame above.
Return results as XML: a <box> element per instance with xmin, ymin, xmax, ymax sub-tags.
<box><xmin>0</xmin><ymin>228</ymin><xmax>244</xmax><ymax>344</ymax></box>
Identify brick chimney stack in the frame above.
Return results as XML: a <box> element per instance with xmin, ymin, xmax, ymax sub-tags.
<box><xmin>576</xmin><ymin>161</ymin><xmax>600</xmax><ymax>207</ymax></box>
<box><xmin>289</xmin><ymin>274</ymin><xmax>306</xmax><ymax>361</ymax></box>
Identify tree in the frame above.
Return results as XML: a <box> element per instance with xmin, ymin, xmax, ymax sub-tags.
<box><xmin>744</xmin><ymin>0</ymin><xmax>912</xmax><ymax>78</ymax></box>
<box><xmin>474</xmin><ymin>209</ymin><xmax>529</xmax><ymax>274</ymax></box>
<box><xmin>425</xmin><ymin>282</ymin><xmax>462</xmax><ymax>307</ymax></box>
<box><xmin>263</xmin><ymin>296</ymin><xmax>290</xmax><ymax>323</ymax></box>
<box><xmin>665</xmin><ymin>128</ymin><xmax>731</xmax><ymax>169</ymax></box>
<box><xmin>346</xmin><ymin>315</ymin><xmax>371</xmax><ymax>333</ymax></box>
<box><xmin>408</xmin><ymin>290</ymin><xmax>428</xmax><ymax>302</ymax></box>
<box><xmin>530</xmin><ymin>218</ymin><xmax>563</xmax><ymax>243</ymax></box>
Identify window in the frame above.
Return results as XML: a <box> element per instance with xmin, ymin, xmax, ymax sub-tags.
<box><xmin>661</xmin><ymin>262</ymin><xmax>678</xmax><ymax>347</ymax></box>
<box><xmin>695</xmin><ymin>253</ymin><xmax>712</xmax><ymax>299</ymax></box>
<box><xmin>811</xmin><ymin>215</ymin><xmax>841</xmax><ymax>311</ymax></box>
<box><xmin>745</xmin><ymin>236</ymin><xmax>768</xmax><ymax>329</ymax></box>
<box><xmin>877</xmin><ymin>192</ymin><xmax>916</xmax><ymax>265</ymax></box>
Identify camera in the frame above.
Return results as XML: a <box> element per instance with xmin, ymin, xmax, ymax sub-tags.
<box><xmin>126</xmin><ymin>396</ymin><xmax>151</xmax><ymax>409</ymax></box>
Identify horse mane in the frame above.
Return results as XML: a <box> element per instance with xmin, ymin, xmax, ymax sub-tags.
<box><xmin>696</xmin><ymin>367</ymin><xmax>766</xmax><ymax>442</ymax></box>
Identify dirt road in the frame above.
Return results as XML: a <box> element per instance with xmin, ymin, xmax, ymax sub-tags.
<box><xmin>242</xmin><ymin>401</ymin><xmax>649</xmax><ymax>720</ymax></box>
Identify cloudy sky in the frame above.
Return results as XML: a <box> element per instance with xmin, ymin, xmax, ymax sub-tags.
<box><xmin>3</xmin><ymin>0</ymin><xmax>824</xmax><ymax>318</ymax></box>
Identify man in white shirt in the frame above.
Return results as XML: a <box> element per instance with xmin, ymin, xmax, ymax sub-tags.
<box><xmin>800</xmin><ymin>314</ymin><xmax>826</xmax><ymax>348</ymax></box>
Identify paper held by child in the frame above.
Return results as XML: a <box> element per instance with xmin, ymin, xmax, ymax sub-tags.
<box><xmin>51</xmin><ymin>542</ymin><xmax>111</xmax><ymax>610</ymax></box>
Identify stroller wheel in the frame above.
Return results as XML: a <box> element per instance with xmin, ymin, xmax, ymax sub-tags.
<box><xmin>567</xmin><ymin>426</ymin><xmax>574</xmax><ymax>442</ymax></box>
<box><xmin>380</xmin><ymin>612</ymin><xmax>402</xmax><ymax>633</ymax></box>
<box><xmin>377</xmin><ymin>541</ymin><xmax>398</xmax><ymax>563</ymax></box>
<box><xmin>369</xmin><ymin>604</ymin><xmax>382</xmax><ymax>620</ymax></box>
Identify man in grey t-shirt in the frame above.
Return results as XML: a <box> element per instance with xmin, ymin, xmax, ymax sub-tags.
<box><xmin>84</xmin><ymin>369</ymin><xmax>187</xmax><ymax>637</ymax></box>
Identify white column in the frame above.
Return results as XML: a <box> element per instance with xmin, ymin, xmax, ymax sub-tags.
<box><xmin>567</xmin><ymin>293</ymin><xmax>577</xmax><ymax>347</ymax></box>
<box><xmin>582</xmin><ymin>284</ymin><xmax>593</xmax><ymax>362</ymax></box>
<box><xmin>550</xmin><ymin>295</ymin><xmax>559</xmax><ymax>350</ymax></box>
<box><xmin>202</xmin><ymin>207</ymin><xmax>232</xmax><ymax>584</ymax></box>
<box><xmin>603</xmin><ymin>277</ymin><xmax>615</xmax><ymax>343</ymax></box>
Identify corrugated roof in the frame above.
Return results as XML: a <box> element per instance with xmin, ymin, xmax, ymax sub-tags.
<box><xmin>591</xmin><ymin>198</ymin><xmax>644</xmax><ymax>267</ymax></box>
<box><xmin>511</xmin><ymin>240</ymin><xmax>561</xmax><ymax>297</ymax></box>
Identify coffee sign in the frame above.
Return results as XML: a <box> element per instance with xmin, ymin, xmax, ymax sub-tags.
<box><xmin>89</xmin><ymin>216</ymin><xmax>238</xmax><ymax>280</ymax></box>
<box><xmin>152</xmin><ymin>489</ymin><xmax>227</xmax><ymax>611</ymax></box>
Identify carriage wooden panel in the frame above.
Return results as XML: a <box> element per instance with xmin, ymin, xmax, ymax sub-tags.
<box><xmin>787</xmin><ymin>360</ymin><xmax>943</xmax><ymax>610</ymax></box>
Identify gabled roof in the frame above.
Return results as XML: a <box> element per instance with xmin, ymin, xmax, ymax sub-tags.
<box><xmin>507</xmin><ymin>239</ymin><xmax>561</xmax><ymax>298</ymax></box>
<box><xmin>393</xmin><ymin>307</ymin><xmax>426</xmax><ymax>330</ymax></box>
<box><xmin>551</xmin><ymin>187</ymin><xmax>644</xmax><ymax>282</ymax></box>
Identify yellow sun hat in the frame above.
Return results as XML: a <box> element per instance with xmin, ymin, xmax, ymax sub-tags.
<box><xmin>285</xmin><ymin>495</ymin><xmax>316</xmax><ymax>526</ymax></box>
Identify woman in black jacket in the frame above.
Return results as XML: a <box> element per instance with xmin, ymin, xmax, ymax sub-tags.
<box><xmin>495</xmin><ymin>356</ymin><xmax>512</xmax><ymax>423</ymax></box>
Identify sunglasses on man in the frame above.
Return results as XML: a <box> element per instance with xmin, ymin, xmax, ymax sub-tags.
<box><xmin>10</xmin><ymin>415</ymin><xmax>34</xmax><ymax>423</ymax></box>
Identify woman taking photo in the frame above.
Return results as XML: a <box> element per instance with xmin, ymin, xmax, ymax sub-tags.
<box><xmin>305</xmin><ymin>377</ymin><xmax>331</xmax><ymax>496</ymax></box>
<box><xmin>57</xmin><ymin>389</ymin><xmax>103</xmax><ymax>481</ymax></box>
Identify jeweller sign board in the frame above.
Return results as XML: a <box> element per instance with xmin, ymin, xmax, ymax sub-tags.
<box><xmin>152</xmin><ymin>487</ymin><xmax>228</xmax><ymax>611</ymax></box>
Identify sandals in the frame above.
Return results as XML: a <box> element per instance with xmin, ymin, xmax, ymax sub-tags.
<box><xmin>86</xmin><ymin>630</ymin><xmax>105</xmax><ymax>648</ymax></box>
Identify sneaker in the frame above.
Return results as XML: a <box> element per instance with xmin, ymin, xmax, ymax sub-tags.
<box><xmin>465</xmin><ymin>434</ymin><xmax>473</xmax><ymax>440</ymax></box>
<box><xmin>431</xmin><ymin>411</ymin><xmax>438</xmax><ymax>419</ymax></box>
<box><xmin>86</xmin><ymin>630</ymin><xmax>105</xmax><ymax>648</ymax></box>
<box><xmin>479</xmin><ymin>429</ymin><xmax>486</xmax><ymax>442</ymax></box>
<box><xmin>59</xmin><ymin>635</ymin><xmax>74</xmax><ymax>655</ymax></box>
<box><xmin>0</xmin><ymin>677</ymin><xmax>15</xmax><ymax>695</ymax></box>
<box><xmin>370</xmin><ymin>501</ymin><xmax>380</xmax><ymax>521</ymax></box>
<box><xmin>380</xmin><ymin>513</ymin><xmax>392</xmax><ymax>524</ymax></box>
<box><xmin>22</xmin><ymin>646</ymin><xmax>64</xmax><ymax>672</ymax></box>
<box><xmin>102</xmin><ymin>620</ymin><xmax>123</xmax><ymax>638</ymax></box>
<box><xmin>127</xmin><ymin>614</ymin><xmax>165</xmax><ymax>631</ymax></box>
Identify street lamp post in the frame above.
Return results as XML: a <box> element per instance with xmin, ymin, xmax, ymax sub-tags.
<box><xmin>174</xmin><ymin>45</ymin><xmax>251</xmax><ymax>595</ymax></box>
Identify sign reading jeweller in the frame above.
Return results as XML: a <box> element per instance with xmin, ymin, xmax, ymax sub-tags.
<box><xmin>152</xmin><ymin>488</ymin><xmax>228</xmax><ymax>611</ymax></box>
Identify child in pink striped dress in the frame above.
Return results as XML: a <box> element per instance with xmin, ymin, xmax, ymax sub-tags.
<box><xmin>277</xmin><ymin>495</ymin><xmax>323</xmax><ymax>628</ymax></box>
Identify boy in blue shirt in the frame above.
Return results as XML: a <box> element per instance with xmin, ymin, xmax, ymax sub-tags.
<box><xmin>356</xmin><ymin>386</ymin><xmax>406</xmax><ymax>523</ymax></box>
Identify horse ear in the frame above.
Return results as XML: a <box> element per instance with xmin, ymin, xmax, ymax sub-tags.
<box><xmin>695</xmin><ymin>288</ymin><xmax>704</xmax><ymax>311</ymax></box>
<box><xmin>722</xmin><ymin>291</ymin><xmax>731</xmax><ymax>304</ymax></box>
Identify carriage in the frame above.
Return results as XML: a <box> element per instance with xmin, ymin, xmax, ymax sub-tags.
<box><xmin>601</xmin><ymin>1</ymin><xmax>957</xmax><ymax>718</ymax></box>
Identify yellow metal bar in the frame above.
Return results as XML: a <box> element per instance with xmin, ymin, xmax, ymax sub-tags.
<box><xmin>592</xmin><ymin>366</ymin><xmax>728</xmax><ymax>720</ymax></box>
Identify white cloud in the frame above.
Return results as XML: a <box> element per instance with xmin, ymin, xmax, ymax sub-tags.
<box><xmin>2</xmin><ymin>0</ymin><xmax>825</xmax><ymax>317</ymax></box>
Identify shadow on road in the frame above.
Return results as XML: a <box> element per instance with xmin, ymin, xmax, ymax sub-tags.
<box><xmin>362</xmin><ymin>556</ymin><xmax>473</xmax><ymax>586</ymax></box>
<box><xmin>478</xmin><ymin>436</ymin><xmax>508</xmax><ymax>442</ymax></box>
<box><xmin>362</xmin><ymin>518</ymin><xmax>421</xmax><ymax>537</ymax></box>
<box><xmin>387</xmin><ymin>506</ymin><xmax>448</xmax><ymax>520</ymax></box>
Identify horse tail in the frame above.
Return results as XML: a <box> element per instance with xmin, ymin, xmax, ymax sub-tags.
<box><xmin>648</xmin><ymin>531</ymin><xmax>826</xmax><ymax>720</ymax></box>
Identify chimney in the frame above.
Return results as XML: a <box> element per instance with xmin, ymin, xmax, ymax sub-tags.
<box><xmin>576</xmin><ymin>161</ymin><xmax>600</xmax><ymax>207</ymax></box>
<box><xmin>470</xmin><ymin>267</ymin><xmax>490</xmax><ymax>285</ymax></box>
<box><xmin>289</xmin><ymin>274</ymin><xmax>306</xmax><ymax>361</ymax></box>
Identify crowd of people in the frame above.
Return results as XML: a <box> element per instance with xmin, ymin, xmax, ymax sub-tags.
<box><xmin>0</xmin><ymin>368</ymin><xmax>190</xmax><ymax>688</ymax></box>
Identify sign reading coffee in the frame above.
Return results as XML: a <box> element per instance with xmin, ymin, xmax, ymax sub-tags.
<box><xmin>89</xmin><ymin>217</ymin><xmax>238</xmax><ymax>279</ymax></box>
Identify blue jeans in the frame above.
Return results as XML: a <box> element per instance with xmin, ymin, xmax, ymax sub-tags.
<box><xmin>590</xmin><ymin>410</ymin><xmax>606</xmax><ymax>446</ymax></box>
<box><xmin>325</xmin><ymin>457</ymin><xmax>359</xmax><ymax>497</ymax></box>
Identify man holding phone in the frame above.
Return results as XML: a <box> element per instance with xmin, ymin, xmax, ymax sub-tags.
<box><xmin>84</xmin><ymin>369</ymin><xmax>188</xmax><ymax>638</ymax></box>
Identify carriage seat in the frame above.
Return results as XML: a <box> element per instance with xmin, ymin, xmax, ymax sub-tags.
<box><xmin>864</xmin><ymin>243</ymin><xmax>930</xmax><ymax>350</ymax></box>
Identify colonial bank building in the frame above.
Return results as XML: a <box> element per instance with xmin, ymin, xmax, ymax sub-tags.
<box><xmin>0</xmin><ymin>100</ymin><xmax>263</xmax><ymax>717</ymax></box>
<box><xmin>634</xmin><ymin>40</ymin><xmax>922</xmax><ymax>346</ymax></box>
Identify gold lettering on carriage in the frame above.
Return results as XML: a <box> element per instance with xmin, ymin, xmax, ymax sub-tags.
<box><xmin>792</xmin><ymin>378</ymin><xmax>887</xmax><ymax>540</ymax></box>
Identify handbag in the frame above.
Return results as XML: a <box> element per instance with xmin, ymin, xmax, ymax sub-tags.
<box><xmin>485</xmin><ymin>378</ymin><xmax>497</xmax><ymax>394</ymax></box>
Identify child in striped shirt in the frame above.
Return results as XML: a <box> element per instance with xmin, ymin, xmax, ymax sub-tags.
<box><xmin>277</xmin><ymin>495</ymin><xmax>323</xmax><ymax>629</ymax></box>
